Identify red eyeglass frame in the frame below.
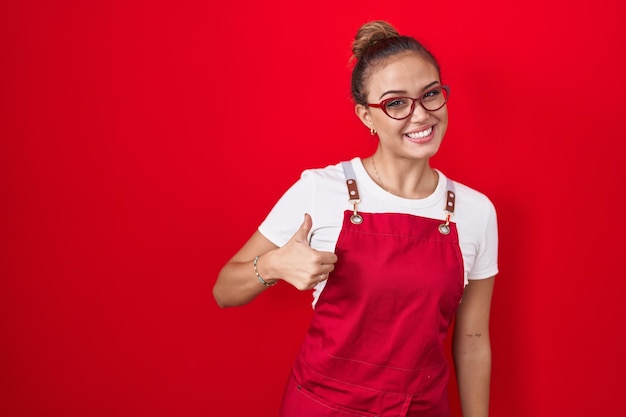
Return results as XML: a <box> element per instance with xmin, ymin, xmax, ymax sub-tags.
<box><xmin>367</xmin><ymin>85</ymin><xmax>451</xmax><ymax>120</ymax></box>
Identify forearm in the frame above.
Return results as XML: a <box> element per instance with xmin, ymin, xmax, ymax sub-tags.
<box><xmin>213</xmin><ymin>220</ymin><xmax>338</xmax><ymax>308</ymax></box>
<box><xmin>453</xmin><ymin>336</ymin><xmax>491</xmax><ymax>417</ymax></box>
<box><xmin>213</xmin><ymin>251</ymin><xmax>279</xmax><ymax>308</ymax></box>
<box><xmin>452</xmin><ymin>276</ymin><xmax>495</xmax><ymax>417</ymax></box>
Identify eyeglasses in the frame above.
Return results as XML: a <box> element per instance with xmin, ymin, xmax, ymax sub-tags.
<box><xmin>368</xmin><ymin>85</ymin><xmax>450</xmax><ymax>120</ymax></box>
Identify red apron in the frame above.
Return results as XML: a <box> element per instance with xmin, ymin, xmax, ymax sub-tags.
<box><xmin>280</xmin><ymin>163</ymin><xmax>464</xmax><ymax>417</ymax></box>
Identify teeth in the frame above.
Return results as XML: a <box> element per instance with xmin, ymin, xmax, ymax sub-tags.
<box><xmin>406</xmin><ymin>127</ymin><xmax>433</xmax><ymax>139</ymax></box>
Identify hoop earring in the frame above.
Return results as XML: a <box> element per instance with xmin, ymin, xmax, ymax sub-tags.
<box><xmin>370</xmin><ymin>127</ymin><xmax>377</xmax><ymax>136</ymax></box>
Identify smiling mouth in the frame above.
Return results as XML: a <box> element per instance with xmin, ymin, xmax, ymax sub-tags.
<box><xmin>406</xmin><ymin>126</ymin><xmax>433</xmax><ymax>139</ymax></box>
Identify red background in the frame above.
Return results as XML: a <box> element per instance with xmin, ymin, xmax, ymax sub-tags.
<box><xmin>1</xmin><ymin>1</ymin><xmax>625</xmax><ymax>416</ymax></box>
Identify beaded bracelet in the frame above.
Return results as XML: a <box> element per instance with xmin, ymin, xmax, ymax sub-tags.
<box><xmin>253</xmin><ymin>256</ymin><xmax>277</xmax><ymax>287</ymax></box>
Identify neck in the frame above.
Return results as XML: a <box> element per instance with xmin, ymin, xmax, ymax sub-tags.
<box><xmin>367</xmin><ymin>153</ymin><xmax>438</xmax><ymax>199</ymax></box>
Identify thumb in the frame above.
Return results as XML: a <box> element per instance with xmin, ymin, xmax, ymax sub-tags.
<box><xmin>293</xmin><ymin>213</ymin><xmax>312</xmax><ymax>244</ymax></box>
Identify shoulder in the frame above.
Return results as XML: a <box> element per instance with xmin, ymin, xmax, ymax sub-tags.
<box><xmin>272</xmin><ymin>160</ymin><xmax>347</xmax><ymax>200</ymax></box>
<box><xmin>268</xmin><ymin>159</ymin><xmax>354</xmax><ymax>214</ymax></box>
<box><xmin>299</xmin><ymin>160</ymin><xmax>347</xmax><ymax>182</ymax></box>
<box><xmin>446</xmin><ymin>175</ymin><xmax>496</xmax><ymax>215</ymax></box>
<box><xmin>294</xmin><ymin>159</ymin><xmax>356</xmax><ymax>199</ymax></box>
<box><xmin>438</xmin><ymin>173</ymin><xmax>498</xmax><ymax>232</ymax></box>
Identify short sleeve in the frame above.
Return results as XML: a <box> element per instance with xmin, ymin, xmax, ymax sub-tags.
<box><xmin>258</xmin><ymin>171</ymin><xmax>316</xmax><ymax>247</ymax></box>
<box><xmin>467</xmin><ymin>199</ymin><xmax>499</xmax><ymax>280</ymax></box>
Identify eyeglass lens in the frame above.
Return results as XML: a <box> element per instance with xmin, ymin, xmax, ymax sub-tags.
<box><xmin>384</xmin><ymin>87</ymin><xmax>448</xmax><ymax>119</ymax></box>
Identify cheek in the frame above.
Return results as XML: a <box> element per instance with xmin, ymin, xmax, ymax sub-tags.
<box><xmin>437</xmin><ymin>111</ymin><xmax>449</xmax><ymax>134</ymax></box>
<box><xmin>373</xmin><ymin>115</ymin><xmax>399</xmax><ymax>133</ymax></box>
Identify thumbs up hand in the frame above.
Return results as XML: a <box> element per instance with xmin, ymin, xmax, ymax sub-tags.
<box><xmin>264</xmin><ymin>214</ymin><xmax>338</xmax><ymax>291</ymax></box>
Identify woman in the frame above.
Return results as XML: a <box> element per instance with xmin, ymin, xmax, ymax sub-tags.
<box><xmin>214</xmin><ymin>20</ymin><xmax>498</xmax><ymax>417</ymax></box>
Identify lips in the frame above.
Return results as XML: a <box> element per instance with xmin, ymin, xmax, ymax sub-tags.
<box><xmin>405</xmin><ymin>126</ymin><xmax>434</xmax><ymax>143</ymax></box>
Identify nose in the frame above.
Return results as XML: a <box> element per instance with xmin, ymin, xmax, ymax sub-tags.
<box><xmin>409</xmin><ymin>101</ymin><xmax>429</xmax><ymax>122</ymax></box>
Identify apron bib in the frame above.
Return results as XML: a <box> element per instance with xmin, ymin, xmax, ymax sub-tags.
<box><xmin>281</xmin><ymin>162</ymin><xmax>464</xmax><ymax>417</ymax></box>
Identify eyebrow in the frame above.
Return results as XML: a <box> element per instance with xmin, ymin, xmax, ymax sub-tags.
<box><xmin>378</xmin><ymin>81</ymin><xmax>441</xmax><ymax>100</ymax></box>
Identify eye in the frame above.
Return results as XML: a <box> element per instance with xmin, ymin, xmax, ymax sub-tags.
<box><xmin>384</xmin><ymin>98</ymin><xmax>410</xmax><ymax>109</ymax></box>
<box><xmin>423</xmin><ymin>87</ymin><xmax>442</xmax><ymax>101</ymax></box>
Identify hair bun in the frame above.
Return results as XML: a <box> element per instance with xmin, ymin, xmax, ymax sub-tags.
<box><xmin>351</xmin><ymin>20</ymin><xmax>400</xmax><ymax>62</ymax></box>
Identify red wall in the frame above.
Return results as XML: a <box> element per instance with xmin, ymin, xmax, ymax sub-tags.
<box><xmin>1</xmin><ymin>1</ymin><xmax>625</xmax><ymax>416</ymax></box>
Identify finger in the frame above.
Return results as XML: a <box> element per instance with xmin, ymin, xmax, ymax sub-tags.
<box><xmin>293</xmin><ymin>213</ymin><xmax>312</xmax><ymax>245</ymax></box>
<box><xmin>314</xmin><ymin>274</ymin><xmax>327</xmax><ymax>287</ymax></box>
<box><xmin>320</xmin><ymin>264</ymin><xmax>335</xmax><ymax>275</ymax></box>
<box><xmin>316</xmin><ymin>251</ymin><xmax>338</xmax><ymax>265</ymax></box>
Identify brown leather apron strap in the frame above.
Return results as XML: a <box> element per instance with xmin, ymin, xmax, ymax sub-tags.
<box><xmin>341</xmin><ymin>162</ymin><xmax>363</xmax><ymax>225</ymax></box>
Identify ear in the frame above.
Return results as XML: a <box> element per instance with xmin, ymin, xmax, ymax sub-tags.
<box><xmin>355</xmin><ymin>104</ymin><xmax>373</xmax><ymax>130</ymax></box>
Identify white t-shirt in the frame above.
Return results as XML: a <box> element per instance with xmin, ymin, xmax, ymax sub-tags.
<box><xmin>259</xmin><ymin>157</ymin><xmax>499</xmax><ymax>306</ymax></box>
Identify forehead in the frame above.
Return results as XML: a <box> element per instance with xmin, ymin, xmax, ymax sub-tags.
<box><xmin>366</xmin><ymin>53</ymin><xmax>440</xmax><ymax>98</ymax></box>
